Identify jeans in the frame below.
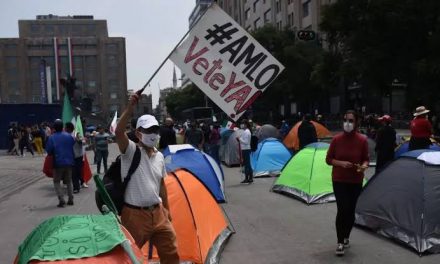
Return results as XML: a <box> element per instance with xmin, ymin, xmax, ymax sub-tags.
<box><xmin>241</xmin><ymin>149</ymin><xmax>253</xmax><ymax>181</ymax></box>
<box><xmin>96</xmin><ymin>149</ymin><xmax>109</xmax><ymax>173</ymax></box>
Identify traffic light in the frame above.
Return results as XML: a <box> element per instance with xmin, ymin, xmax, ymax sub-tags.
<box><xmin>297</xmin><ymin>30</ymin><xmax>316</xmax><ymax>41</ymax></box>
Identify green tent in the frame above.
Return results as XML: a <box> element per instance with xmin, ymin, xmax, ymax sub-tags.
<box><xmin>272</xmin><ymin>142</ymin><xmax>335</xmax><ymax>204</ymax></box>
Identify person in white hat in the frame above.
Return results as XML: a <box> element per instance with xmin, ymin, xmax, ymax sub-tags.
<box><xmin>114</xmin><ymin>93</ymin><xmax>179</xmax><ymax>263</ymax></box>
<box><xmin>409</xmin><ymin>106</ymin><xmax>432</xmax><ymax>151</ymax></box>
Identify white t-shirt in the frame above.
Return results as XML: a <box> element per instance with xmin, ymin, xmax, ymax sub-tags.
<box><xmin>239</xmin><ymin>128</ymin><xmax>252</xmax><ymax>150</ymax></box>
<box><xmin>121</xmin><ymin>140</ymin><xmax>166</xmax><ymax>207</ymax></box>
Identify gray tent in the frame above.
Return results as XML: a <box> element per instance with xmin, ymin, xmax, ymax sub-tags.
<box><xmin>355</xmin><ymin>150</ymin><xmax>440</xmax><ymax>254</ymax></box>
<box><xmin>220</xmin><ymin>129</ymin><xmax>243</xmax><ymax>167</ymax></box>
<box><xmin>255</xmin><ymin>124</ymin><xmax>279</xmax><ymax>142</ymax></box>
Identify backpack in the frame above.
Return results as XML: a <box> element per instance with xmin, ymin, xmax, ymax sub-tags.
<box><xmin>250</xmin><ymin>135</ymin><xmax>259</xmax><ymax>152</ymax></box>
<box><xmin>95</xmin><ymin>147</ymin><xmax>141</xmax><ymax>215</ymax></box>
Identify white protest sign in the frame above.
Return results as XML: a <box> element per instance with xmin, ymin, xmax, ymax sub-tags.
<box><xmin>170</xmin><ymin>4</ymin><xmax>285</xmax><ymax>121</ymax></box>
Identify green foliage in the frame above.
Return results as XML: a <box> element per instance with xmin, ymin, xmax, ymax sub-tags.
<box><xmin>165</xmin><ymin>84</ymin><xmax>205</xmax><ymax>118</ymax></box>
<box><xmin>320</xmin><ymin>0</ymin><xmax>440</xmax><ymax>107</ymax></box>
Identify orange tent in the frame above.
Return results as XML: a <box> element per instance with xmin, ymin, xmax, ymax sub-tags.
<box><xmin>142</xmin><ymin>169</ymin><xmax>233</xmax><ymax>264</ymax></box>
<box><xmin>14</xmin><ymin>226</ymin><xmax>147</xmax><ymax>264</ymax></box>
<box><xmin>283</xmin><ymin>121</ymin><xmax>331</xmax><ymax>151</ymax></box>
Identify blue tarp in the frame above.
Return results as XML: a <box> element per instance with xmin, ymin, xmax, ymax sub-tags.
<box><xmin>163</xmin><ymin>147</ymin><xmax>225</xmax><ymax>203</ymax></box>
<box><xmin>251</xmin><ymin>138</ymin><xmax>292</xmax><ymax>177</ymax></box>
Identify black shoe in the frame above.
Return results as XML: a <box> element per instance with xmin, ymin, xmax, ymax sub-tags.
<box><xmin>248</xmin><ymin>179</ymin><xmax>254</xmax><ymax>183</ymax></box>
<box><xmin>57</xmin><ymin>201</ymin><xmax>65</xmax><ymax>208</ymax></box>
<box><xmin>343</xmin><ymin>238</ymin><xmax>350</xmax><ymax>248</ymax></box>
<box><xmin>240</xmin><ymin>179</ymin><xmax>249</xmax><ymax>184</ymax></box>
<box><xmin>73</xmin><ymin>189</ymin><xmax>80</xmax><ymax>194</ymax></box>
<box><xmin>67</xmin><ymin>200</ymin><xmax>74</xmax><ymax>206</ymax></box>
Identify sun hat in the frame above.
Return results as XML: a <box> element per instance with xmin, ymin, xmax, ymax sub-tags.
<box><xmin>414</xmin><ymin>106</ymin><xmax>430</xmax><ymax>117</ymax></box>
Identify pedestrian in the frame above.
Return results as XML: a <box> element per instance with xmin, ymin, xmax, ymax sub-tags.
<box><xmin>45</xmin><ymin>119</ymin><xmax>75</xmax><ymax>207</ymax></box>
<box><xmin>32</xmin><ymin>125</ymin><xmax>44</xmax><ymax>155</ymax></box>
<box><xmin>375</xmin><ymin>115</ymin><xmax>396</xmax><ymax>173</ymax></box>
<box><xmin>159</xmin><ymin>117</ymin><xmax>177</xmax><ymax>151</ymax></box>
<box><xmin>7</xmin><ymin>125</ymin><xmax>14</xmax><ymax>154</ymax></box>
<box><xmin>238</xmin><ymin>119</ymin><xmax>253</xmax><ymax>184</ymax></box>
<box><xmin>326</xmin><ymin>110</ymin><xmax>369</xmax><ymax>256</ymax></box>
<box><xmin>64</xmin><ymin>122</ymin><xmax>86</xmax><ymax>193</ymax></box>
<box><xmin>298</xmin><ymin>114</ymin><xmax>318</xmax><ymax>149</ymax></box>
<box><xmin>10</xmin><ymin>124</ymin><xmax>20</xmax><ymax>156</ymax></box>
<box><xmin>115</xmin><ymin>93</ymin><xmax>179</xmax><ymax>264</ymax></box>
<box><xmin>184</xmin><ymin>121</ymin><xmax>204</xmax><ymax>150</ymax></box>
<box><xmin>208</xmin><ymin>123</ymin><xmax>221</xmax><ymax>164</ymax></box>
<box><xmin>409</xmin><ymin>106</ymin><xmax>432</xmax><ymax>151</ymax></box>
<box><xmin>94</xmin><ymin>125</ymin><xmax>110</xmax><ymax>174</ymax></box>
<box><xmin>19</xmin><ymin>126</ymin><xmax>34</xmax><ymax>157</ymax></box>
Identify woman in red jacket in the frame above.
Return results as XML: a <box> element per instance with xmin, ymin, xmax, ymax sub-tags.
<box><xmin>326</xmin><ymin>110</ymin><xmax>369</xmax><ymax>256</ymax></box>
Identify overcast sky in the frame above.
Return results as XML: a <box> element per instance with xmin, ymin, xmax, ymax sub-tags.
<box><xmin>0</xmin><ymin>0</ymin><xmax>195</xmax><ymax>107</ymax></box>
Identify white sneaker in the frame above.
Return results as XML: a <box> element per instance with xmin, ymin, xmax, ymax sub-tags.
<box><xmin>82</xmin><ymin>183</ymin><xmax>89</xmax><ymax>188</ymax></box>
<box><xmin>335</xmin><ymin>243</ymin><xmax>344</xmax><ymax>256</ymax></box>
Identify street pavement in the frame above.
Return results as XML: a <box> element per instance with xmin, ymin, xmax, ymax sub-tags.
<box><xmin>0</xmin><ymin>143</ymin><xmax>438</xmax><ymax>264</ymax></box>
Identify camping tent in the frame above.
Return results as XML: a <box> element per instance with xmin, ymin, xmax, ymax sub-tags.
<box><xmin>14</xmin><ymin>214</ymin><xmax>146</xmax><ymax>264</ymax></box>
<box><xmin>283</xmin><ymin>121</ymin><xmax>331</xmax><ymax>150</ymax></box>
<box><xmin>143</xmin><ymin>169</ymin><xmax>233</xmax><ymax>264</ymax></box>
<box><xmin>394</xmin><ymin>141</ymin><xmax>440</xmax><ymax>158</ymax></box>
<box><xmin>251</xmin><ymin>138</ymin><xmax>292</xmax><ymax>177</ymax></box>
<box><xmin>355</xmin><ymin>150</ymin><xmax>440</xmax><ymax>254</ymax></box>
<box><xmin>221</xmin><ymin>129</ymin><xmax>243</xmax><ymax>167</ymax></box>
<box><xmin>255</xmin><ymin>124</ymin><xmax>279</xmax><ymax>142</ymax></box>
<box><xmin>272</xmin><ymin>142</ymin><xmax>334</xmax><ymax>204</ymax></box>
<box><xmin>163</xmin><ymin>145</ymin><xmax>225</xmax><ymax>203</ymax></box>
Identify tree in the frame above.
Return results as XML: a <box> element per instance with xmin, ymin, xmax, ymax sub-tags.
<box><xmin>165</xmin><ymin>84</ymin><xmax>205</xmax><ymax>118</ymax></box>
<box><xmin>320</xmin><ymin>0</ymin><xmax>440</xmax><ymax>110</ymax></box>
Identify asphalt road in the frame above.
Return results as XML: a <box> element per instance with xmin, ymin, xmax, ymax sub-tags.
<box><xmin>0</xmin><ymin>143</ymin><xmax>438</xmax><ymax>264</ymax></box>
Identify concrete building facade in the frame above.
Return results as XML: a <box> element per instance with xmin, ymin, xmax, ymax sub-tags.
<box><xmin>0</xmin><ymin>15</ymin><xmax>127</xmax><ymax>121</ymax></box>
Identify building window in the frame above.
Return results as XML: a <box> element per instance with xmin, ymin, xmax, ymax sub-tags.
<box><xmin>106</xmin><ymin>44</ymin><xmax>118</xmax><ymax>53</ymax></box>
<box><xmin>109</xmin><ymin>104</ymin><xmax>119</xmax><ymax>112</ymax></box>
<box><xmin>5</xmin><ymin>57</ymin><xmax>18</xmax><ymax>68</ymax></box>
<box><xmin>277</xmin><ymin>21</ymin><xmax>282</xmax><ymax>30</ymax></box>
<box><xmin>253</xmin><ymin>0</ymin><xmax>259</xmax><ymax>12</ymax></box>
<box><xmin>110</xmin><ymin>92</ymin><xmax>118</xmax><ymax>99</ymax></box>
<box><xmin>254</xmin><ymin>18</ymin><xmax>261</xmax><ymax>29</ymax></box>
<box><xmin>30</xmin><ymin>24</ymin><xmax>41</xmax><ymax>33</ymax></box>
<box><xmin>264</xmin><ymin>9</ymin><xmax>271</xmax><ymax>23</ymax></box>
<box><xmin>85</xmin><ymin>56</ymin><xmax>97</xmax><ymax>68</ymax></box>
<box><xmin>4</xmin><ymin>43</ymin><xmax>17</xmax><ymax>50</ymax></box>
<box><xmin>107</xmin><ymin>55</ymin><xmax>118</xmax><ymax>67</ymax></box>
<box><xmin>245</xmin><ymin>8</ymin><xmax>251</xmax><ymax>19</ymax></box>
<box><xmin>276</xmin><ymin>0</ymin><xmax>281</xmax><ymax>13</ymax></box>
<box><xmin>108</xmin><ymin>80</ymin><xmax>119</xmax><ymax>91</ymax></box>
<box><xmin>303</xmin><ymin>0</ymin><xmax>311</xmax><ymax>18</ymax></box>
<box><xmin>288</xmin><ymin>13</ymin><xmax>294</xmax><ymax>26</ymax></box>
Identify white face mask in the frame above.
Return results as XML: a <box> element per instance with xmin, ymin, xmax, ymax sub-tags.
<box><xmin>240</xmin><ymin>124</ymin><xmax>245</xmax><ymax>129</ymax></box>
<box><xmin>141</xmin><ymin>133</ymin><xmax>159</xmax><ymax>147</ymax></box>
<box><xmin>343</xmin><ymin>122</ymin><xmax>354</xmax><ymax>133</ymax></box>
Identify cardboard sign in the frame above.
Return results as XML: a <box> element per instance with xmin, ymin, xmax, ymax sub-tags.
<box><xmin>171</xmin><ymin>4</ymin><xmax>284</xmax><ymax>121</ymax></box>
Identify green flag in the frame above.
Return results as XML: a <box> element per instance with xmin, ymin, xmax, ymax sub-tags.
<box><xmin>75</xmin><ymin>115</ymin><xmax>84</xmax><ymax>138</ymax></box>
<box><xmin>17</xmin><ymin>213</ymin><xmax>126</xmax><ymax>264</ymax></box>
<box><xmin>62</xmin><ymin>93</ymin><xmax>74</xmax><ymax>125</ymax></box>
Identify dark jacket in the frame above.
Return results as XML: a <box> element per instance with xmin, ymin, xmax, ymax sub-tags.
<box><xmin>298</xmin><ymin>121</ymin><xmax>317</xmax><ymax>149</ymax></box>
<box><xmin>375</xmin><ymin>124</ymin><xmax>396</xmax><ymax>171</ymax></box>
<box><xmin>159</xmin><ymin>125</ymin><xmax>177</xmax><ymax>149</ymax></box>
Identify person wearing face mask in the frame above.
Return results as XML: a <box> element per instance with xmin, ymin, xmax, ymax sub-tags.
<box><xmin>238</xmin><ymin>119</ymin><xmax>253</xmax><ymax>184</ymax></box>
<box><xmin>114</xmin><ymin>94</ymin><xmax>179</xmax><ymax>264</ymax></box>
<box><xmin>326</xmin><ymin>110</ymin><xmax>369</xmax><ymax>256</ymax></box>
<box><xmin>409</xmin><ymin>106</ymin><xmax>433</xmax><ymax>151</ymax></box>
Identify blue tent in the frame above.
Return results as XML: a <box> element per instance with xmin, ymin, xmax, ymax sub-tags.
<box><xmin>251</xmin><ymin>138</ymin><xmax>292</xmax><ymax>177</ymax></box>
<box><xmin>394</xmin><ymin>141</ymin><xmax>440</xmax><ymax>158</ymax></box>
<box><xmin>163</xmin><ymin>145</ymin><xmax>225</xmax><ymax>203</ymax></box>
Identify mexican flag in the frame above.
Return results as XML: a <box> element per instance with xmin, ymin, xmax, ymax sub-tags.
<box><xmin>75</xmin><ymin>115</ymin><xmax>92</xmax><ymax>183</ymax></box>
<box><xmin>62</xmin><ymin>93</ymin><xmax>74</xmax><ymax>125</ymax></box>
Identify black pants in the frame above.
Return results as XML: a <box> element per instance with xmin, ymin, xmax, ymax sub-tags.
<box><xmin>96</xmin><ymin>149</ymin><xmax>109</xmax><ymax>173</ymax></box>
<box><xmin>73</xmin><ymin>157</ymin><xmax>84</xmax><ymax>191</ymax></box>
<box><xmin>19</xmin><ymin>141</ymin><xmax>34</xmax><ymax>156</ymax></box>
<box><xmin>241</xmin><ymin>149</ymin><xmax>253</xmax><ymax>181</ymax></box>
<box><xmin>333</xmin><ymin>181</ymin><xmax>363</xmax><ymax>243</ymax></box>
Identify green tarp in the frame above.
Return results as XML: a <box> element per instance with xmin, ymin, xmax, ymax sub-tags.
<box><xmin>18</xmin><ymin>213</ymin><xmax>126</xmax><ymax>264</ymax></box>
<box><xmin>272</xmin><ymin>143</ymin><xmax>335</xmax><ymax>204</ymax></box>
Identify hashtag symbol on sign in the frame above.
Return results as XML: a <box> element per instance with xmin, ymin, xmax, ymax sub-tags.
<box><xmin>205</xmin><ymin>23</ymin><xmax>238</xmax><ymax>46</ymax></box>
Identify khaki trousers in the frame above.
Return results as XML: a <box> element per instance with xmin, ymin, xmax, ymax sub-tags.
<box><xmin>121</xmin><ymin>204</ymin><xmax>179</xmax><ymax>264</ymax></box>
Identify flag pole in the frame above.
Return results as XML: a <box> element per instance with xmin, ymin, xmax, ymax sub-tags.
<box><xmin>137</xmin><ymin>3</ymin><xmax>214</xmax><ymax>95</ymax></box>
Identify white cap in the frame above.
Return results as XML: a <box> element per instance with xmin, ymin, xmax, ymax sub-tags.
<box><xmin>136</xmin><ymin>115</ymin><xmax>159</xmax><ymax>129</ymax></box>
